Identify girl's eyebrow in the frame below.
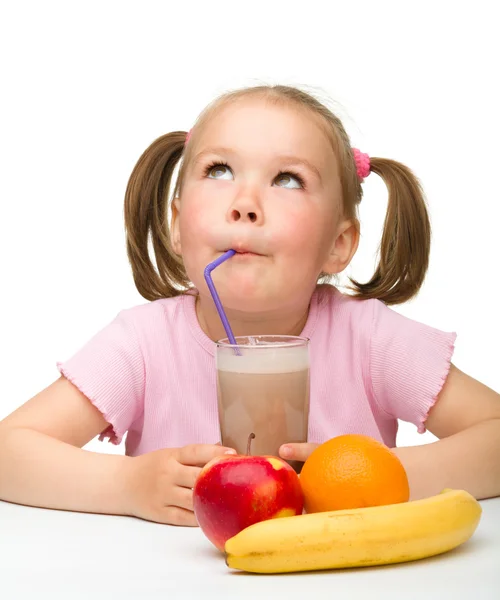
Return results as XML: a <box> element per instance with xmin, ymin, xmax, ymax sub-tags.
<box><xmin>192</xmin><ymin>146</ymin><xmax>233</xmax><ymax>164</ymax></box>
<box><xmin>277</xmin><ymin>155</ymin><xmax>323</xmax><ymax>183</ymax></box>
<box><xmin>193</xmin><ymin>146</ymin><xmax>323</xmax><ymax>183</ymax></box>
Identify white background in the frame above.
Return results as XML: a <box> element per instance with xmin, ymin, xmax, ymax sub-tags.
<box><xmin>0</xmin><ymin>0</ymin><xmax>498</xmax><ymax>455</ymax></box>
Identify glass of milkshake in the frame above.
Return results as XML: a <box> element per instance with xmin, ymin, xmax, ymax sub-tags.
<box><xmin>216</xmin><ymin>335</ymin><xmax>310</xmax><ymax>473</ymax></box>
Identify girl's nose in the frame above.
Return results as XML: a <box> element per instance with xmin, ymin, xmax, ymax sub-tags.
<box><xmin>230</xmin><ymin>208</ymin><xmax>259</xmax><ymax>223</ymax></box>
<box><xmin>227</xmin><ymin>190</ymin><xmax>264</xmax><ymax>225</ymax></box>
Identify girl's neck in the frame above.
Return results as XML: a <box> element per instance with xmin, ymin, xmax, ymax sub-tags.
<box><xmin>195</xmin><ymin>294</ymin><xmax>310</xmax><ymax>342</ymax></box>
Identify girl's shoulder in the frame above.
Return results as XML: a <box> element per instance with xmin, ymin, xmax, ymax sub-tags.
<box><xmin>314</xmin><ymin>283</ymin><xmax>381</xmax><ymax>328</ymax></box>
<box><xmin>313</xmin><ymin>285</ymin><xmax>456</xmax><ymax>434</ymax></box>
<box><xmin>313</xmin><ymin>284</ymin><xmax>456</xmax><ymax>358</ymax></box>
<box><xmin>314</xmin><ymin>283</ymin><xmax>448</xmax><ymax>335</ymax></box>
<box><xmin>116</xmin><ymin>292</ymin><xmax>195</xmax><ymax>330</ymax></box>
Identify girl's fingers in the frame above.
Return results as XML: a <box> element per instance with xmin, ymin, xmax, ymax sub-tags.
<box><xmin>175</xmin><ymin>464</ymin><xmax>202</xmax><ymax>489</ymax></box>
<box><xmin>170</xmin><ymin>485</ymin><xmax>195</xmax><ymax>512</ymax></box>
<box><xmin>161</xmin><ymin>505</ymin><xmax>198</xmax><ymax>527</ymax></box>
<box><xmin>178</xmin><ymin>443</ymin><xmax>236</xmax><ymax>467</ymax></box>
<box><xmin>279</xmin><ymin>442</ymin><xmax>319</xmax><ymax>462</ymax></box>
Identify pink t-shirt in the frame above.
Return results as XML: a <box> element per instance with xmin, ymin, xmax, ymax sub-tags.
<box><xmin>57</xmin><ymin>285</ymin><xmax>456</xmax><ymax>455</ymax></box>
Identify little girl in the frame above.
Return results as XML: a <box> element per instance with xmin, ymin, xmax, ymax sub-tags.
<box><xmin>0</xmin><ymin>85</ymin><xmax>499</xmax><ymax>527</ymax></box>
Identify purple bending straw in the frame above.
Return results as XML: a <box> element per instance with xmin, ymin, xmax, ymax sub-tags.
<box><xmin>204</xmin><ymin>250</ymin><xmax>239</xmax><ymax>350</ymax></box>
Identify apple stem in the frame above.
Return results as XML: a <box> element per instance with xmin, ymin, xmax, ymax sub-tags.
<box><xmin>247</xmin><ymin>433</ymin><xmax>256</xmax><ymax>456</ymax></box>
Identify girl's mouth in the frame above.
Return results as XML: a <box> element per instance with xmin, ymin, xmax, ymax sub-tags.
<box><xmin>223</xmin><ymin>247</ymin><xmax>264</xmax><ymax>257</ymax></box>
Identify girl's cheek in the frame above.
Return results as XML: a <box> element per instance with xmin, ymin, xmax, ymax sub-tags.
<box><xmin>180</xmin><ymin>203</ymin><xmax>221</xmax><ymax>246</ymax></box>
<box><xmin>277</xmin><ymin>210</ymin><xmax>318</xmax><ymax>245</ymax></box>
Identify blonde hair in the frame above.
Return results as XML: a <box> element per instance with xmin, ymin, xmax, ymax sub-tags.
<box><xmin>124</xmin><ymin>85</ymin><xmax>430</xmax><ymax>305</ymax></box>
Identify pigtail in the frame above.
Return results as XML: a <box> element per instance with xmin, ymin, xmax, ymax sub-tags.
<box><xmin>350</xmin><ymin>158</ymin><xmax>431</xmax><ymax>305</ymax></box>
<box><xmin>124</xmin><ymin>131</ymin><xmax>190</xmax><ymax>301</ymax></box>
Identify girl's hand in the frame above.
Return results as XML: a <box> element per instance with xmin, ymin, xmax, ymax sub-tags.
<box><xmin>279</xmin><ymin>442</ymin><xmax>319</xmax><ymax>464</ymax></box>
<box><xmin>124</xmin><ymin>443</ymin><xmax>236</xmax><ymax>526</ymax></box>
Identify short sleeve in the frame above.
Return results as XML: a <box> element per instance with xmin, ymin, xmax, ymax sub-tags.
<box><xmin>57</xmin><ymin>311</ymin><xmax>145</xmax><ymax>445</ymax></box>
<box><xmin>368</xmin><ymin>300</ymin><xmax>457</xmax><ymax>434</ymax></box>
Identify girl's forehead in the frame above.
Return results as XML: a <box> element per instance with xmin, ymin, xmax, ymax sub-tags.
<box><xmin>197</xmin><ymin>98</ymin><xmax>334</xmax><ymax>162</ymax></box>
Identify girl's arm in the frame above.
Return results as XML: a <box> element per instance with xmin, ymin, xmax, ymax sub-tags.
<box><xmin>0</xmin><ymin>376</ymin><xmax>132</xmax><ymax>515</ymax></box>
<box><xmin>392</xmin><ymin>364</ymin><xmax>500</xmax><ymax>500</ymax></box>
<box><xmin>0</xmin><ymin>376</ymin><xmax>234</xmax><ymax>525</ymax></box>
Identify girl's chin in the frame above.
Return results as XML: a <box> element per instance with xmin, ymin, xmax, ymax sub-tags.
<box><xmin>212</xmin><ymin>287</ymin><xmax>282</xmax><ymax>313</ymax></box>
<box><xmin>210</xmin><ymin>276</ymin><xmax>273</xmax><ymax>301</ymax></box>
<box><xmin>219</xmin><ymin>294</ymin><xmax>272</xmax><ymax>312</ymax></box>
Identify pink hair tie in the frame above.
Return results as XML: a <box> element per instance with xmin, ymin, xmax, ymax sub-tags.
<box><xmin>185</xmin><ymin>129</ymin><xmax>192</xmax><ymax>145</ymax></box>
<box><xmin>352</xmin><ymin>148</ymin><xmax>370</xmax><ymax>181</ymax></box>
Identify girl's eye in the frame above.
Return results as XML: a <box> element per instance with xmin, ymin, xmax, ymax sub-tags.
<box><xmin>274</xmin><ymin>172</ymin><xmax>304</xmax><ymax>189</ymax></box>
<box><xmin>204</xmin><ymin>163</ymin><xmax>305</xmax><ymax>189</ymax></box>
<box><xmin>205</xmin><ymin>163</ymin><xmax>233</xmax><ymax>180</ymax></box>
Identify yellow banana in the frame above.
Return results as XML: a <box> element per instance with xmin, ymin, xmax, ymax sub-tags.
<box><xmin>225</xmin><ymin>488</ymin><xmax>482</xmax><ymax>574</ymax></box>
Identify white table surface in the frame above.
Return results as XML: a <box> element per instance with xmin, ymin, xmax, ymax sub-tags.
<box><xmin>0</xmin><ymin>497</ymin><xmax>499</xmax><ymax>600</ymax></box>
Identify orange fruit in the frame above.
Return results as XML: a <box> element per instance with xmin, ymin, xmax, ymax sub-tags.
<box><xmin>300</xmin><ymin>434</ymin><xmax>410</xmax><ymax>512</ymax></box>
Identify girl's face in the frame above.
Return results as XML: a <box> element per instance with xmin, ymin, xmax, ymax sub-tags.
<box><xmin>173</xmin><ymin>98</ymin><xmax>351</xmax><ymax>314</ymax></box>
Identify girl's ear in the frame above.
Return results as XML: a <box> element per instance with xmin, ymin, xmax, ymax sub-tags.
<box><xmin>322</xmin><ymin>219</ymin><xmax>359</xmax><ymax>274</ymax></box>
<box><xmin>171</xmin><ymin>198</ymin><xmax>182</xmax><ymax>255</ymax></box>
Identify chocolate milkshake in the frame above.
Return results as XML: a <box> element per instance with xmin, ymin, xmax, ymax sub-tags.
<box><xmin>216</xmin><ymin>336</ymin><xmax>310</xmax><ymax>473</ymax></box>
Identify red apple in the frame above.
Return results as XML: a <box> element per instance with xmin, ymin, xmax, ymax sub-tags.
<box><xmin>193</xmin><ymin>434</ymin><xmax>304</xmax><ymax>551</ymax></box>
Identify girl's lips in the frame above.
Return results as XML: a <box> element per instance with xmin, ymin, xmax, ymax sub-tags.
<box><xmin>234</xmin><ymin>253</ymin><xmax>260</xmax><ymax>258</ymax></box>
<box><xmin>222</xmin><ymin>248</ymin><xmax>264</xmax><ymax>256</ymax></box>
